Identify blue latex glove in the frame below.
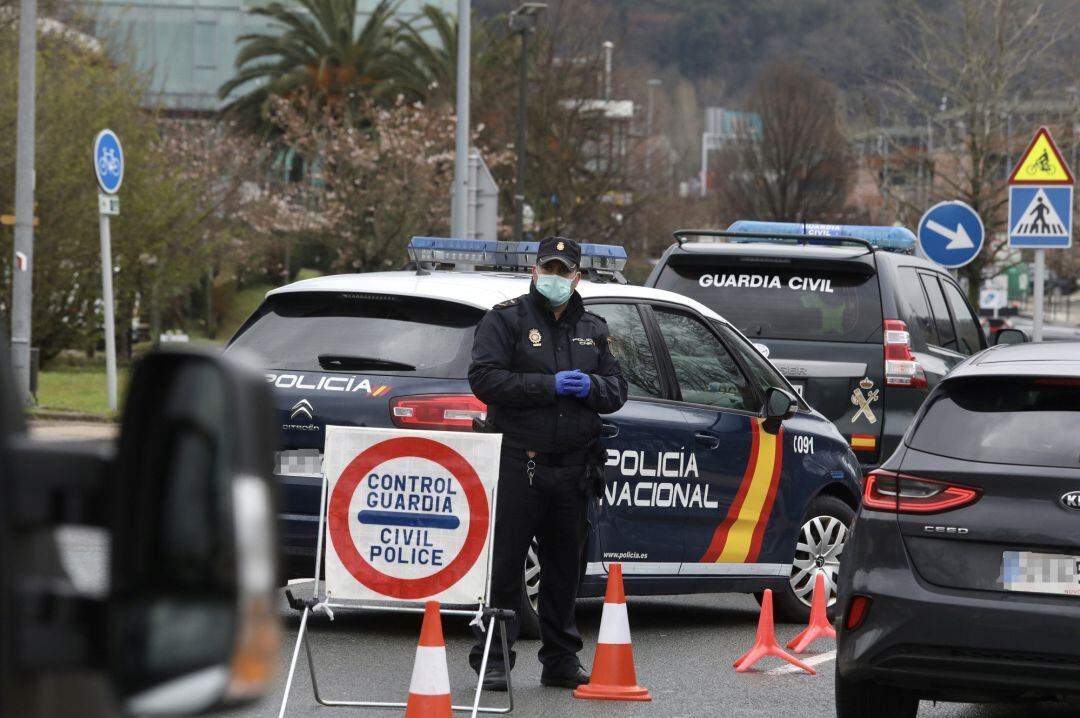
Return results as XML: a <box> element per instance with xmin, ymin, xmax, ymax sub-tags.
<box><xmin>572</xmin><ymin>371</ymin><xmax>591</xmax><ymax>399</ymax></box>
<box><xmin>555</xmin><ymin>370</ymin><xmax>585</xmax><ymax>397</ymax></box>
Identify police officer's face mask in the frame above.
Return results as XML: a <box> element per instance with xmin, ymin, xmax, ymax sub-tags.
<box><xmin>534</xmin><ymin>268</ymin><xmax>577</xmax><ymax>306</ymax></box>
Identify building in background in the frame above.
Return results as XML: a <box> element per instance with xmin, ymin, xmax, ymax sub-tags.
<box><xmin>73</xmin><ymin>0</ymin><xmax>454</xmax><ymax>115</ymax></box>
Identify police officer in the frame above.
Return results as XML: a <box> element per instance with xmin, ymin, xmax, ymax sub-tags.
<box><xmin>468</xmin><ymin>236</ymin><xmax>627</xmax><ymax>690</ymax></box>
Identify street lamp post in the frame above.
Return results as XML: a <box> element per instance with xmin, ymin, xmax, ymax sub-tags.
<box><xmin>645</xmin><ymin>78</ymin><xmax>661</xmax><ymax>181</ymax></box>
<box><xmin>510</xmin><ymin>3</ymin><xmax>546</xmax><ymax>243</ymax></box>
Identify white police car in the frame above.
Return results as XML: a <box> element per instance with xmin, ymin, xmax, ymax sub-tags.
<box><xmin>226</xmin><ymin>238</ymin><xmax>862</xmax><ymax>628</ymax></box>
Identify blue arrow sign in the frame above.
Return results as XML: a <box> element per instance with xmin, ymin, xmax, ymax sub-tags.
<box><xmin>93</xmin><ymin>129</ymin><xmax>124</xmax><ymax>195</ymax></box>
<box><xmin>917</xmin><ymin>201</ymin><xmax>984</xmax><ymax>268</ymax></box>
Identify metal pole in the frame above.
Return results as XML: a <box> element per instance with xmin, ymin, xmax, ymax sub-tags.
<box><xmin>451</xmin><ymin>0</ymin><xmax>471</xmax><ymax>238</ymax></box>
<box><xmin>1033</xmin><ymin>249</ymin><xmax>1044</xmax><ymax>342</ymax></box>
<box><xmin>10</xmin><ymin>0</ymin><xmax>37</xmax><ymax>407</ymax></box>
<box><xmin>99</xmin><ymin>213</ymin><xmax>118</xmax><ymax>411</ymax></box>
<box><xmin>602</xmin><ymin>41</ymin><xmax>613</xmax><ymax>100</ymax></box>
<box><xmin>512</xmin><ymin>28</ymin><xmax>528</xmax><ymax>243</ymax></box>
<box><xmin>700</xmin><ymin>132</ymin><xmax>708</xmax><ymax>198</ymax></box>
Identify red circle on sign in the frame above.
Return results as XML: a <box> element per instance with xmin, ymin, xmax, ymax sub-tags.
<box><xmin>328</xmin><ymin>437</ymin><xmax>490</xmax><ymax>600</ymax></box>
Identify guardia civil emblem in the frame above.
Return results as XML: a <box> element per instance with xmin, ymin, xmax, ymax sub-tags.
<box><xmin>528</xmin><ymin>328</ymin><xmax>542</xmax><ymax>347</ymax></box>
<box><xmin>850</xmin><ymin>377</ymin><xmax>880</xmax><ymax>424</ymax></box>
<box><xmin>556</xmin><ymin>241</ymin><xmax>565</xmax><ymax>251</ymax></box>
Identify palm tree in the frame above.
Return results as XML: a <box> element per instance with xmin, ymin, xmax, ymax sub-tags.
<box><xmin>392</xmin><ymin>5</ymin><xmax>516</xmax><ymax>108</ymax></box>
<box><xmin>219</xmin><ymin>0</ymin><xmax>405</xmax><ymax>130</ymax></box>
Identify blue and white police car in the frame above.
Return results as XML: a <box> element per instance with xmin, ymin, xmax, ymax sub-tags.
<box><xmin>225</xmin><ymin>238</ymin><xmax>862</xmax><ymax>627</ymax></box>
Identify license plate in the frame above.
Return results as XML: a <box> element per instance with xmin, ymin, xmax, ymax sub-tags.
<box><xmin>789</xmin><ymin>382</ymin><xmax>805</xmax><ymax>397</ymax></box>
<box><xmin>1002</xmin><ymin>551</ymin><xmax>1080</xmax><ymax>597</ymax></box>
<box><xmin>275</xmin><ymin>449</ymin><xmax>323</xmax><ymax>477</ymax></box>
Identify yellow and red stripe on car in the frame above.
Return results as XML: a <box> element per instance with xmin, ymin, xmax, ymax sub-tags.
<box><xmin>371</xmin><ymin>385</ymin><xmax>391</xmax><ymax>397</ymax></box>
<box><xmin>699</xmin><ymin>420</ymin><xmax>784</xmax><ymax>564</ymax></box>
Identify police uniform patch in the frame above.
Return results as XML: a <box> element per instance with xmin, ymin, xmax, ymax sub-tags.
<box><xmin>556</xmin><ymin>241</ymin><xmax>565</xmax><ymax>251</ymax></box>
<box><xmin>528</xmin><ymin>328</ymin><xmax>542</xmax><ymax>347</ymax></box>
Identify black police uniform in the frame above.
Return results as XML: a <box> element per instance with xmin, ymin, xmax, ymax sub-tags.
<box><xmin>467</xmin><ymin>240</ymin><xmax>627</xmax><ymax>683</ymax></box>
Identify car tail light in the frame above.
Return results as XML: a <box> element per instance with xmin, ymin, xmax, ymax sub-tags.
<box><xmin>845</xmin><ymin>595</ymin><xmax>872</xmax><ymax>631</ymax></box>
<box><xmin>883</xmin><ymin>319</ymin><xmax>928</xmax><ymax>388</ymax></box>
<box><xmin>863</xmin><ymin>470</ymin><xmax>981</xmax><ymax>514</ymax></box>
<box><xmin>390</xmin><ymin>394</ymin><xmax>487</xmax><ymax>432</ymax></box>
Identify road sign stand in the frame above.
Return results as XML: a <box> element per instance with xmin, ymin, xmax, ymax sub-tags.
<box><xmin>1033</xmin><ymin>250</ymin><xmax>1045</xmax><ymax>342</ymax></box>
<box><xmin>1007</xmin><ymin>126</ymin><xmax>1073</xmax><ymax>342</ymax></box>
<box><xmin>277</xmin><ymin>472</ymin><xmax>514</xmax><ymax>718</ymax></box>
<box><xmin>93</xmin><ymin>129</ymin><xmax>123</xmax><ymax>411</ymax></box>
<box><xmin>98</xmin><ymin>211</ymin><xmax>118</xmax><ymax>411</ymax></box>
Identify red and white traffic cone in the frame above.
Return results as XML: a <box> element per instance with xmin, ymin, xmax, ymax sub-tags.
<box><xmin>404</xmin><ymin>601</ymin><xmax>452</xmax><ymax>718</ymax></box>
<box><xmin>574</xmin><ymin>563</ymin><xmax>651</xmax><ymax>701</ymax></box>
<box><xmin>733</xmin><ymin>589</ymin><xmax>815</xmax><ymax>674</ymax></box>
<box><xmin>787</xmin><ymin>572</ymin><xmax>836</xmax><ymax>654</ymax></box>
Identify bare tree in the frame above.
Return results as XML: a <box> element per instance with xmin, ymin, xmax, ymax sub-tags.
<box><xmin>714</xmin><ymin>62</ymin><xmax>852</xmax><ymax>223</ymax></box>
<box><xmin>877</xmin><ymin>0</ymin><xmax>1074</xmax><ymax>300</ymax></box>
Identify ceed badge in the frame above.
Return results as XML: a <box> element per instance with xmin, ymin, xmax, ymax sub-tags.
<box><xmin>850</xmin><ymin>377</ymin><xmax>880</xmax><ymax>424</ymax></box>
<box><xmin>528</xmin><ymin>328</ymin><xmax>542</xmax><ymax>347</ymax></box>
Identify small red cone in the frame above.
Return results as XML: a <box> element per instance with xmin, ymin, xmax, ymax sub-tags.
<box><xmin>733</xmin><ymin>589</ymin><xmax>815</xmax><ymax>674</ymax></box>
<box><xmin>404</xmin><ymin>601</ymin><xmax>452</xmax><ymax>718</ymax></box>
<box><xmin>787</xmin><ymin>572</ymin><xmax>836</xmax><ymax>654</ymax></box>
<box><xmin>574</xmin><ymin>564</ymin><xmax>651</xmax><ymax>701</ymax></box>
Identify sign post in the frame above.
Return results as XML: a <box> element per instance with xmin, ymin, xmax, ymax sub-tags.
<box><xmin>278</xmin><ymin>426</ymin><xmax>512</xmax><ymax>717</ymax></box>
<box><xmin>1007</xmin><ymin>127</ymin><xmax>1074</xmax><ymax>342</ymax></box>
<box><xmin>93</xmin><ymin>129</ymin><xmax>123</xmax><ymax>411</ymax></box>
<box><xmin>917</xmin><ymin>200</ymin><xmax>984</xmax><ymax>270</ymax></box>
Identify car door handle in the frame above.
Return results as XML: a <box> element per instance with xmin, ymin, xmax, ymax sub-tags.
<box><xmin>694</xmin><ymin>431</ymin><xmax>720</xmax><ymax>450</ymax></box>
<box><xmin>600</xmin><ymin>422</ymin><xmax>619</xmax><ymax>438</ymax></box>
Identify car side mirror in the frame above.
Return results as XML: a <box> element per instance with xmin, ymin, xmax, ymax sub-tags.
<box><xmin>993</xmin><ymin>328</ymin><xmax>1028</xmax><ymax>346</ymax></box>
<box><xmin>109</xmin><ymin>349</ymin><xmax>280</xmax><ymax>714</ymax></box>
<box><xmin>763</xmin><ymin>386</ymin><xmax>798</xmax><ymax>435</ymax></box>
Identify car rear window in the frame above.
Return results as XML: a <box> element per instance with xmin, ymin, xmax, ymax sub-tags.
<box><xmin>227</xmin><ymin>292</ymin><xmax>484</xmax><ymax>378</ymax></box>
<box><xmin>654</xmin><ymin>257</ymin><xmax>882</xmax><ymax>343</ymax></box>
<box><xmin>908</xmin><ymin>378</ymin><xmax>1080</xmax><ymax>468</ymax></box>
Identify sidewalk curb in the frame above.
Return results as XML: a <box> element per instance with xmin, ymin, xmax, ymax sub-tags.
<box><xmin>26</xmin><ymin>409</ymin><xmax>118</xmax><ymax>424</ymax></box>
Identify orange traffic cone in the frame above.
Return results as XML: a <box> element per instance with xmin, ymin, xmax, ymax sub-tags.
<box><xmin>404</xmin><ymin>601</ymin><xmax>452</xmax><ymax>718</ymax></box>
<box><xmin>574</xmin><ymin>563</ymin><xmax>651</xmax><ymax>701</ymax></box>
<box><xmin>787</xmin><ymin>572</ymin><xmax>836</xmax><ymax>654</ymax></box>
<box><xmin>733</xmin><ymin>589</ymin><xmax>815</xmax><ymax>674</ymax></box>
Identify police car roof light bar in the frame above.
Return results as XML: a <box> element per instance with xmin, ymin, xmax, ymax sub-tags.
<box><xmin>408</xmin><ymin>236</ymin><xmax>629</xmax><ymax>274</ymax></box>
<box><xmin>673</xmin><ymin>221</ymin><xmax>917</xmax><ymax>254</ymax></box>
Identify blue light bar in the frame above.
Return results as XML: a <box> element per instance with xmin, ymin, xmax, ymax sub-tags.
<box><xmin>407</xmin><ymin>237</ymin><xmax>628</xmax><ymax>272</ymax></box>
<box><xmin>726</xmin><ymin>221</ymin><xmax>916</xmax><ymax>253</ymax></box>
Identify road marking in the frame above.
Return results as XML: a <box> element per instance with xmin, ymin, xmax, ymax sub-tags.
<box><xmin>765</xmin><ymin>649</ymin><xmax>836</xmax><ymax>675</ymax></box>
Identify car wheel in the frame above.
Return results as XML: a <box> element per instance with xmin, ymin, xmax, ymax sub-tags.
<box><xmin>835</xmin><ymin>670</ymin><xmax>918</xmax><ymax>718</ymax></box>
<box><xmin>774</xmin><ymin>495</ymin><xmax>854</xmax><ymax>623</ymax></box>
<box><xmin>517</xmin><ymin>539</ymin><xmax>541</xmax><ymax>639</ymax></box>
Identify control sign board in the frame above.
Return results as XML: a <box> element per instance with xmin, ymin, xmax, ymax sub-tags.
<box><xmin>323</xmin><ymin>426</ymin><xmax>500</xmax><ymax>604</ymax></box>
<box><xmin>1008</xmin><ymin>127</ymin><xmax>1073</xmax><ymax>249</ymax></box>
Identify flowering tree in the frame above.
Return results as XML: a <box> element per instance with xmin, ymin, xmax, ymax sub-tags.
<box><xmin>267</xmin><ymin>93</ymin><xmax>510</xmax><ymax>272</ymax></box>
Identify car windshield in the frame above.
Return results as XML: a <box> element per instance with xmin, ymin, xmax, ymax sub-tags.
<box><xmin>908</xmin><ymin>377</ymin><xmax>1080</xmax><ymax>468</ymax></box>
<box><xmin>227</xmin><ymin>292</ymin><xmax>484</xmax><ymax>378</ymax></box>
<box><xmin>654</xmin><ymin>257</ymin><xmax>883</xmax><ymax>343</ymax></box>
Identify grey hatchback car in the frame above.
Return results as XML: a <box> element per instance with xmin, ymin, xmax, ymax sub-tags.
<box><xmin>835</xmin><ymin>342</ymin><xmax>1080</xmax><ymax>717</ymax></box>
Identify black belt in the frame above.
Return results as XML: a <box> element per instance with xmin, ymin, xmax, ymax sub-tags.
<box><xmin>508</xmin><ymin>447</ymin><xmax>590</xmax><ymax>467</ymax></box>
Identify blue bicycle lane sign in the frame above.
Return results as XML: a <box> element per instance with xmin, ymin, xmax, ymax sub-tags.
<box><xmin>93</xmin><ymin>129</ymin><xmax>124</xmax><ymax>194</ymax></box>
<box><xmin>917</xmin><ymin>200</ymin><xmax>984</xmax><ymax>268</ymax></box>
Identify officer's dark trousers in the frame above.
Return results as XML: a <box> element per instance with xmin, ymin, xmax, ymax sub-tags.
<box><xmin>469</xmin><ymin>449</ymin><xmax>589</xmax><ymax>675</ymax></box>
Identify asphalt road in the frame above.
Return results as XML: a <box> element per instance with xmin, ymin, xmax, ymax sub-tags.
<box><xmin>49</xmin><ymin>485</ymin><xmax>1078</xmax><ymax>718</ymax></box>
<box><xmin>212</xmin><ymin>583</ymin><xmax>1078</xmax><ymax>718</ymax></box>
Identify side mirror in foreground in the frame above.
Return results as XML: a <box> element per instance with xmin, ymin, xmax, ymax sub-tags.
<box><xmin>763</xmin><ymin>386</ymin><xmax>798</xmax><ymax>435</ymax></box>
<box><xmin>108</xmin><ymin>349</ymin><xmax>281</xmax><ymax>715</ymax></box>
<box><xmin>993</xmin><ymin>328</ymin><xmax>1029</xmax><ymax>346</ymax></box>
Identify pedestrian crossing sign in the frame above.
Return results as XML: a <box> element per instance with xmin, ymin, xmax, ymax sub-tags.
<box><xmin>1009</xmin><ymin>185</ymin><xmax>1072</xmax><ymax>248</ymax></box>
<box><xmin>1008</xmin><ymin>127</ymin><xmax>1073</xmax><ymax>185</ymax></box>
